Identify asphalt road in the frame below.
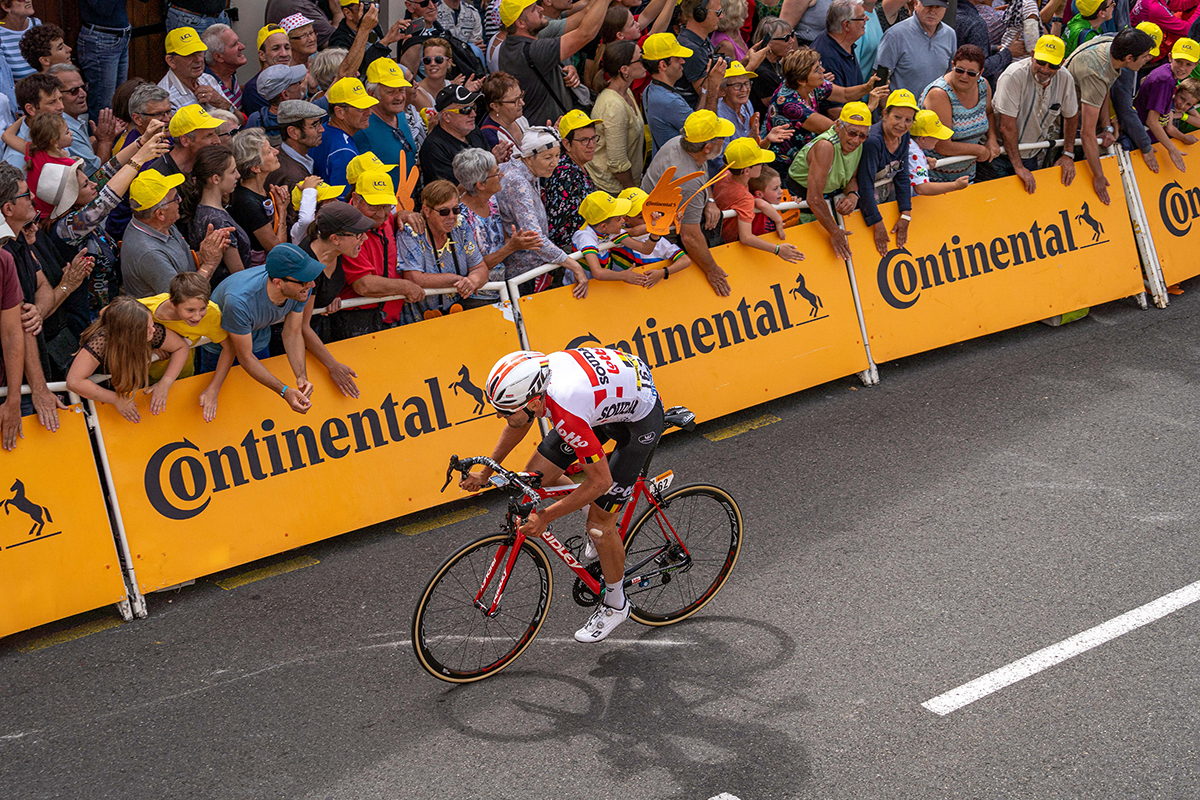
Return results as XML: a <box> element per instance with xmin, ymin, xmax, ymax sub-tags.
<box><xmin>5</xmin><ymin>285</ymin><xmax>1200</xmax><ymax>799</ymax></box>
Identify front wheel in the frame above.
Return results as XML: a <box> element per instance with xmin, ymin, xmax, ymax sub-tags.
<box><xmin>412</xmin><ymin>533</ymin><xmax>553</xmax><ymax>683</ymax></box>
<box><xmin>622</xmin><ymin>484</ymin><xmax>743</xmax><ymax>625</ymax></box>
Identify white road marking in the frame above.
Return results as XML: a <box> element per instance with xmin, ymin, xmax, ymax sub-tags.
<box><xmin>369</xmin><ymin>637</ymin><xmax>696</xmax><ymax>649</ymax></box>
<box><xmin>923</xmin><ymin>578</ymin><xmax>1200</xmax><ymax>716</ymax></box>
<box><xmin>707</xmin><ymin>794</ymin><xmax>743</xmax><ymax>800</ymax></box>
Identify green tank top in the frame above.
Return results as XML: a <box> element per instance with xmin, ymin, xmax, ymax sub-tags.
<box><xmin>788</xmin><ymin>127</ymin><xmax>863</xmax><ymax>196</ymax></box>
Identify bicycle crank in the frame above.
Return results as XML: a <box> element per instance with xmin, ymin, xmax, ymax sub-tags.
<box><xmin>572</xmin><ymin>562</ymin><xmax>605</xmax><ymax>607</ymax></box>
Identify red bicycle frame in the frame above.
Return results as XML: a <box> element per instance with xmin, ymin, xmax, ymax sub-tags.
<box><xmin>471</xmin><ymin>469</ymin><xmax>686</xmax><ymax>617</ymax></box>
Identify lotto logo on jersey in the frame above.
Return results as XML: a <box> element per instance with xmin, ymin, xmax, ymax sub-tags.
<box><xmin>555</xmin><ymin>421</ymin><xmax>591</xmax><ymax>451</ymax></box>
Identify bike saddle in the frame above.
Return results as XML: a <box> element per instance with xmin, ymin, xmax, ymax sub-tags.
<box><xmin>664</xmin><ymin>406</ymin><xmax>696</xmax><ymax>432</ymax></box>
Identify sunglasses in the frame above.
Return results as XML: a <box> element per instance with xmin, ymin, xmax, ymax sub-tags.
<box><xmin>432</xmin><ymin>204</ymin><xmax>464</xmax><ymax>216</ymax></box>
<box><xmin>953</xmin><ymin>66</ymin><xmax>981</xmax><ymax>78</ymax></box>
<box><xmin>423</xmin><ymin>55</ymin><xmax>447</xmax><ymax>65</ymax></box>
<box><xmin>770</xmin><ymin>33</ymin><xmax>796</xmax><ymax>42</ymax></box>
<box><xmin>849</xmin><ymin>16</ymin><xmax>868</xmax><ymax>22</ymax></box>
<box><xmin>10</xmin><ymin>190</ymin><xmax>29</xmax><ymax>201</ymax></box>
<box><xmin>1034</xmin><ymin>59</ymin><xmax>1061</xmax><ymax>71</ymax></box>
<box><xmin>446</xmin><ymin>106</ymin><xmax>475</xmax><ymax>115</ymax></box>
<box><xmin>279</xmin><ymin>276</ymin><xmax>314</xmax><ymax>286</ymax></box>
<box><xmin>64</xmin><ymin>83</ymin><xmax>88</xmax><ymax>96</ymax></box>
<box><xmin>411</xmin><ymin>0</ymin><xmax>434</xmax><ymax>6</ymax></box>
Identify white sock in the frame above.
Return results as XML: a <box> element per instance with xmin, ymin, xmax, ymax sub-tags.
<box><xmin>604</xmin><ymin>580</ymin><xmax>626</xmax><ymax>609</ymax></box>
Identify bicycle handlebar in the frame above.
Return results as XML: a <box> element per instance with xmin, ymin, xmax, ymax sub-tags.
<box><xmin>442</xmin><ymin>455</ymin><xmax>544</xmax><ymax>501</ymax></box>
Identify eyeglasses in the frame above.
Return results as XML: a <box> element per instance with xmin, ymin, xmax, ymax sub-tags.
<box><xmin>432</xmin><ymin>204</ymin><xmax>463</xmax><ymax>216</ymax></box>
<box><xmin>289</xmin><ymin>29</ymin><xmax>316</xmax><ymax>39</ymax></box>
<box><xmin>842</xmin><ymin>128</ymin><xmax>870</xmax><ymax>141</ymax></box>
<box><xmin>849</xmin><ymin>16</ymin><xmax>868</xmax><ymax>22</ymax></box>
<box><xmin>423</xmin><ymin>55</ymin><xmax>447</xmax><ymax>65</ymax></box>
<box><xmin>496</xmin><ymin>93</ymin><xmax>525</xmax><ymax>105</ymax></box>
<box><xmin>487</xmin><ymin>169</ymin><xmax>501</xmax><ymax>179</ymax></box>
<box><xmin>217</xmin><ymin>129</ymin><xmax>234</xmax><ymax>139</ymax></box>
<box><xmin>726</xmin><ymin>80</ymin><xmax>751</xmax><ymax>90</ymax></box>
<box><xmin>953</xmin><ymin>66</ymin><xmax>981</xmax><ymax>78</ymax></box>
<box><xmin>1033</xmin><ymin>59</ymin><xmax>1061</xmax><ymax>71</ymax></box>
<box><xmin>336</xmin><ymin>230</ymin><xmax>369</xmax><ymax>239</ymax></box>
<box><xmin>571</xmin><ymin>134</ymin><xmax>599</xmax><ymax>146</ymax></box>
<box><xmin>64</xmin><ymin>83</ymin><xmax>88</xmax><ymax>96</ymax></box>
<box><xmin>10</xmin><ymin>191</ymin><xmax>29</xmax><ymax>201</ymax></box>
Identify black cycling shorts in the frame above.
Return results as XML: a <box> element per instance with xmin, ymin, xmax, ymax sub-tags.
<box><xmin>537</xmin><ymin>397</ymin><xmax>665</xmax><ymax>512</ymax></box>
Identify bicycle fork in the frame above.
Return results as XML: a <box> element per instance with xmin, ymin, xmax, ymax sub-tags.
<box><xmin>474</xmin><ymin>533</ymin><xmax>525</xmax><ymax>618</ymax></box>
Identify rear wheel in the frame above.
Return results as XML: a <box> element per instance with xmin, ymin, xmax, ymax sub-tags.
<box><xmin>622</xmin><ymin>484</ymin><xmax>742</xmax><ymax>625</ymax></box>
<box><xmin>412</xmin><ymin>533</ymin><xmax>553</xmax><ymax>683</ymax></box>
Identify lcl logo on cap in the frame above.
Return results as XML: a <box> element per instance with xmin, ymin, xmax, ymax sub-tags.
<box><xmin>374</xmin><ymin>180</ymin><xmax>386</xmax><ymax>190</ymax></box>
<box><xmin>179</xmin><ymin>31</ymin><xmax>194</xmax><ymax>42</ymax></box>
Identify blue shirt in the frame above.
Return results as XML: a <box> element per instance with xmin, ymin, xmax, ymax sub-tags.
<box><xmin>856</xmin><ymin>122</ymin><xmax>911</xmax><ymax>227</ymax></box>
<box><xmin>65</xmin><ymin>113</ymin><xmax>102</xmax><ymax>175</ymax></box>
<box><xmin>858</xmin><ymin>10</ymin><xmax>884</xmax><ymax>83</ymax></box>
<box><xmin>643</xmin><ymin>79</ymin><xmax>693</xmax><ymax>157</ymax></box>
<box><xmin>875</xmin><ymin>16</ymin><xmax>957</xmax><ymax>98</ymax></box>
<box><xmin>353</xmin><ymin>113</ymin><xmax>416</xmax><ymax>190</ymax></box>
<box><xmin>308</xmin><ymin>124</ymin><xmax>359</xmax><ymax>198</ymax></box>
<box><xmin>717</xmin><ymin>97</ymin><xmax>755</xmax><ymax>140</ymax></box>
<box><xmin>205</xmin><ymin>265</ymin><xmax>304</xmax><ymax>354</ymax></box>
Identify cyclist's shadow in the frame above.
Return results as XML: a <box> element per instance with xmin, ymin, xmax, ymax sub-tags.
<box><xmin>437</xmin><ymin>616</ymin><xmax>811</xmax><ymax>798</ymax></box>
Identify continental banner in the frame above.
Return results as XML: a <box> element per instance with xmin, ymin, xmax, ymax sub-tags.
<box><xmin>1130</xmin><ymin>141</ymin><xmax>1200</xmax><ymax>286</ymax></box>
<box><xmin>95</xmin><ymin>305</ymin><xmax>532</xmax><ymax>593</ymax></box>
<box><xmin>0</xmin><ymin>405</ymin><xmax>126</xmax><ymax>639</ymax></box>
<box><xmin>843</xmin><ymin>156</ymin><xmax>1144</xmax><ymax>363</ymax></box>
<box><xmin>517</xmin><ymin>226</ymin><xmax>869</xmax><ymax>423</ymax></box>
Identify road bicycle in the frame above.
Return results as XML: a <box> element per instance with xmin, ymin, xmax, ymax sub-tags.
<box><xmin>411</xmin><ymin>405</ymin><xmax>743</xmax><ymax>683</ymax></box>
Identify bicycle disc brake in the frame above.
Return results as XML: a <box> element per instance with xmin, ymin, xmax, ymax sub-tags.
<box><xmin>572</xmin><ymin>562</ymin><xmax>605</xmax><ymax>607</ymax></box>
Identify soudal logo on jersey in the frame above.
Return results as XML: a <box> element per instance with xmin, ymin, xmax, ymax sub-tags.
<box><xmin>566</xmin><ymin>277</ymin><xmax>821</xmax><ymax>367</ymax></box>
<box><xmin>875</xmin><ymin>205</ymin><xmax>1109</xmax><ymax>310</ymax></box>
<box><xmin>142</xmin><ymin>368</ymin><xmax>491</xmax><ymax>521</ymax></box>
<box><xmin>1159</xmin><ymin>180</ymin><xmax>1200</xmax><ymax>237</ymax></box>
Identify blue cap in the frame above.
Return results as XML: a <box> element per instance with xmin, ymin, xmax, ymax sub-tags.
<box><xmin>265</xmin><ymin>243</ymin><xmax>324</xmax><ymax>283</ymax></box>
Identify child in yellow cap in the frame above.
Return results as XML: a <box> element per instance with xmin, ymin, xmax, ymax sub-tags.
<box><xmin>907</xmin><ymin>109</ymin><xmax>969</xmax><ymax>197</ymax></box>
<box><xmin>572</xmin><ymin>191</ymin><xmax>652</xmax><ymax>285</ymax></box>
<box><xmin>712</xmin><ymin>137</ymin><xmax>803</xmax><ymax>261</ymax></box>
<box><xmin>604</xmin><ymin>187</ymin><xmax>692</xmax><ymax>287</ymax></box>
<box><xmin>1136</xmin><ymin>37</ymin><xmax>1200</xmax><ymax>173</ymax></box>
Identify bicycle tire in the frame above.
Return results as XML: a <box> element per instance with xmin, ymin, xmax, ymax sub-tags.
<box><xmin>412</xmin><ymin>533</ymin><xmax>553</xmax><ymax>683</ymax></box>
<box><xmin>623</xmin><ymin>483</ymin><xmax>743</xmax><ymax>625</ymax></box>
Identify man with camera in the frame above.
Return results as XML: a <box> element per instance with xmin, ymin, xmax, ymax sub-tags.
<box><xmin>677</xmin><ymin>0</ymin><xmax>723</xmax><ymax>107</ymax></box>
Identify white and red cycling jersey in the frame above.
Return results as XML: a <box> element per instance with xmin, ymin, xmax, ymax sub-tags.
<box><xmin>544</xmin><ymin>348</ymin><xmax>659</xmax><ymax>464</ymax></box>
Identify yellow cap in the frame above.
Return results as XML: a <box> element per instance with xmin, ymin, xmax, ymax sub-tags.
<box><xmin>723</xmin><ymin>60</ymin><xmax>758</xmax><ymax>80</ymax></box>
<box><xmin>346</xmin><ymin>152</ymin><xmax>398</xmax><ymax>184</ymax></box>
<box><xmin>354</xmin><ymin>170</ymin><xmax>397</xmax><ymax>206</ymax></box>
<box><xmin>1076</xmin><ymin>0</ymin><xmax>1105</xmax><ymax>15</ymax></box>
<box><xmin>723</xmin><ymin>137</ymin><xmax>775</xmax><ymax>170</ymax></box>
<box><xmin>839</xmin><ymin>101</ymin><xmax>871</xmax><ymax>126</ymax></box>
<box><xmin>130</xmin><ymin>169</ymin><xmax>186</xmax><ymax>211</ymax></box>
<box><xmin>257</xmin><ymin>24</ymin><xmax>286</xmax><ymax>52</ymax></box>
<box><xmin>500</xmin><ymin>0</ymin><xmax>539</xmax><ymax>27</ymax></box>
<box><xmin>169</xmin><ymin>104</ymin><xmax>224</xmax><ymax>137</ymax></box>
<box><xmin>339</xmin><ymin>0</ymin><xmax>361</xmax><ymax>5</ymax></box>
<box><xmin>292</xmin><ymin>181</ymin><xmax>347</xmax><ymax>210</ymax></box>
<box><xmin>909</xmin><ymin>109</ymin><xmax>953</xmax><ymax>140</ymax></box>
<box><xmin>328</xmin><ymin>77</ymin><xmax>379</xmax><ymax>109</ymax></box>
<box><xmin>366</xmin><ymin>58</ymin><xmax>412</xmax><ymax>88</ymax></box>
<box><xmin>559</xmin><ymin>109</ymin><xmax>602</xmax><ymax>139</ymax></box>
<box><xmin>1137</xmin><ymin>22</ymin><xmax>1163</xmax><ymax>57</ymax></box>
<box><xmin>618</xmin><ymin>187</ymin><xmax>649</xmax><ymax>216</ymax></box>
<box><xmin>885</xmin><ymin>88</ymin><xmax>919</xmax><ymax>112</ymax></box>
<box><xmin>642</xmin><ymin>33</ymin><xmax>694</xmax><ymax>61</ymax></box>
<box><xmin>165</xmin><ymin>27</ymin><xmax>207</xmax><ymax>56</ymax></box>
<box><xmin>1033</xmin><ymin>35</ymin><xmax>1066</xmax><ymax>66</ymax></box>
<box><xmin>579</xmin><ymin>191</ymin><xmax>632</xmax><ymax>227</ymax></box>
<box><xmin>1173</xmin><ymin>37</ymin><xmax>1200</xmax><ymax>63</ymax></box>
<box><xmin>683</xmin><ymin>110</ymin><xmax>735</xmax><ymax>143</ymax></box>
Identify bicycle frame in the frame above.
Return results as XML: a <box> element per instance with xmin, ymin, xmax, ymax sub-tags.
<box><xmin>470</xmin><ymin>469</ymin><xmax>688</xmax><ymax>618</ymax></box>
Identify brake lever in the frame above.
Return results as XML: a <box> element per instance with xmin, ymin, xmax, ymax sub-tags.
<box><xmin>441</xmin><ymin>455</ymin><xmax>460</xmax><ymax>492</ymax></box>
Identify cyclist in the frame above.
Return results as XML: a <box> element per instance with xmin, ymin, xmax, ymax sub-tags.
<box><xmin>460</xmin><ymin>348</ymin><xmax>665</xmax><ymax>643</ymax></box>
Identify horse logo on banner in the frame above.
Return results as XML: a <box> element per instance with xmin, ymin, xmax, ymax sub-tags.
<box><xmin>450</xmin><ymin>365</ymin><xmax>486</xmax><ymax>415</ymax></box>
<box><xmin>3</xmin><ymin>479</ymin><xmax>54</xmax><ymax>538</ymax></box>
<box><xmin>1076</xmin><ymin>202</ymin><xmax>1105</xmax><ymax>243</ymax></box>
<box><xmin>790</xmin><ymin>272</ymin><xmax>823</xmax><ymax>318</ymax></box>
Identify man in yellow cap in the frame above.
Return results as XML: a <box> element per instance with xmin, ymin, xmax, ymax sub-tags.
<box><xmin>340</xmin><ymin>169</ymin><xmax>425</xmax><ymax>330</ymax></box>
<box><xmin>162</xmin><ymin>104</ymin><xmax>225</xmax><ymax>176</ymax></box>
<box><xmin>122</xmin><ymin>168</ymin><xmax>231</xmax><ymax>297</ymax></box>
<box><xmin>1133</xmin><ymin>37</ymin><xmax>1200</xmax><ymax>173</ymax></box>
<box><xmin>354</xmin><ymin>58</ymin><xmax>418</xmax><ymax>190</ymax></box>
<box><xmin>642</xmin><ymin>109</ymin><xmax>736</xmax><ymax>295</ymax></box>
<box><xmin>497</xmin><ymin>0</ymin><xmax>612</xmax><ymax>130</ymax></box>
<box><xmin>158</xmin><ymin>26</ymin><xmax>232</xmax><ymax>113</ymax></box>
<box><xmin>309</xmin><ymin>77</ymin><xmax>378</xmax><ymax>194</ymax></box>
<box><xmin>1063</xmin><ymin>27</ymin><xmax>1157</xmax><ymax>204</ymax></box>
<box><xmin>643</xmin><ymin>32</ymin><xmax>724</xmax><ymax>156</ymax></box>
<box><xmin>857</xmin><ymin>89</ymin><xmax>918</xmax><ymax>257</ymax></box>
<box><xmin>992</xmin><ymin>34</ymin><xmax>1080</xmax><ymax>194</ymax></box>
<box><xmin>789</xmin><ymin>101</ymin><xmax>871</xmax><ymax>260</ymax></box>
<box><xmin>541</xmin><ymin>109</ymin><xmax>603</xmax><ymax>249</ymax></box>
<box><xmin>242</xmin><ymin>24</ymin><xmax>293</xmax><ymax>118</ymax></box>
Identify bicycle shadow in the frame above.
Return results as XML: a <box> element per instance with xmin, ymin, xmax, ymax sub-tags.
<box><xmin>437</xmin><ymin>616</ymin><xmax>810</xmax><ymax>798</ymax></box>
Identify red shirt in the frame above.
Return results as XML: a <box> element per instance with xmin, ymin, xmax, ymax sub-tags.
<box><xmin>711</xmin><ymin>174</ymin><xmax>755</xmax><ymax>244</ymax></box>
<box><xmin>339</xmin><ymin>215</ymin><xmax>405</xmax><ymax>324</ymax></box>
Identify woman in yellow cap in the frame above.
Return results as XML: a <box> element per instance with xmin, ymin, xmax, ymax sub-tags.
<box><xmin>857</xmin><ymin>89</ymin><xmax>918</xmax><ymax>257</ymax></box>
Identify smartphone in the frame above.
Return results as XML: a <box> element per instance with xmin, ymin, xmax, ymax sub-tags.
<box><xmin>873</xmin><ymin>65</ymin><xmax>889</xmax><ymax>85</ymax></box>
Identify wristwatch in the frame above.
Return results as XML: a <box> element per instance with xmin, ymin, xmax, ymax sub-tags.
<box><xmin>1103</xmin><ymin>125</ymin><xmax>1115</xmax><ymax>134</ymax></box>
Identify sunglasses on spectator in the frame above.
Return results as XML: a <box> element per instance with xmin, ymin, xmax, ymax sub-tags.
<box><xmin>849</xmin><ymin>16</ymin><xmax>867</xmax><ymax>22</ymax></box>
<box><xmin>279</xmin><ymin>277</ymin><xmax>314</xmax><ymax>286</ymax></box>
<box><xmin>433</xmin><ymin>204</ymin><xmax>463</xmax><ymax>216</ymax></box>
<box><xmin>953</xmin><ymin>66</ymin><xmax>981</xmax><ymax>77</ymax></box>
<box><xmin>446</xmin><ymin>106</ymin><xmax>475</xmax><ymax>115</ymax></box>
<box><xmin>770</xmin><ymin>33</ymin><xmax>796</xmax><ymax>42</ymax></box>
<box><xmin>1034</xmin><ymin>59</ymin><xmax>1061</xmax><ymax>70</ymax></box>
<box><xmin>842</xmin><ymin>129</ymin><xmax>870</xmax><ymax>141</ymax></box>
<box><xmin>423</xmin><ymin>55</ymin><xmax>447</xmax><ymax>66</ymax></box>
<box><xmin>64</xmin><ymin>83</ymin><xmax>88</xmax><ymax>96</ymax></box>
<box><xmin>410</xmin><ymin>0</ymin><xmax>434</xmax><ymax>8</ymax></box>
<box><xmin>10</xmin><ymin>191</ymin><xmax>29</xmax><ymax>201</ymax></box>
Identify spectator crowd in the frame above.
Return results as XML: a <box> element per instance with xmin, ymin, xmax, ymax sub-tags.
<box><xmin>0</xmin><ymin>0</ymin><xmax>1192</xmax><ymax>448</ymax></box>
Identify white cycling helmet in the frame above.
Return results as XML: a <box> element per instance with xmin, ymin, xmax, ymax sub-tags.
<box><xmin>485</xmin><ymin>350</ymin><xmax>550</xmax><ymax>412</ymax></box>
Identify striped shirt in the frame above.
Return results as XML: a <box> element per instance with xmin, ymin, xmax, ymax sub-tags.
<box><xmin>0</xmin><ymin>17</ymin><xmax>39</xmax><ymax>80</ymax></box>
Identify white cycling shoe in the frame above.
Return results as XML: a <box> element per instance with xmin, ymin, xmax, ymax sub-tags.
<box><xmin>574</xmin><ymin>600</ymin><xmax>631</xmax><ymax>643</ymax></box>
<box><xmin>582</xmin><ymin>538</ymin><xmax>599</xmax><ymax>562</ymax></box>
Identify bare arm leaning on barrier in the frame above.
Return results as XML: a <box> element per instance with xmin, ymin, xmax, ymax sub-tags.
<box><xmin>804</xmin><ymin>138</ymin><xmax>855</xmax><ymax>260</ymax></box>
<box><xmin>0</xmin><ymin>299</ymin><xmax>22</xmax><ymax>449</ymax></box>
<box><xmin>1080</xmin><ymin>100</ymin><xmax>1112</xmax><ymax>205</ymax></box>
<box><xmin>27</xmin><ymin>271</ymin><xmax>66</xmax><ymax>432</ymax></box>
<box><xmin>230</xmin><ymin>326</ymin><xmax>312</xmax><ymax>414</ymax></box>
<box><xmin>300</xmin><ymin>295</ymin><xmax>360</xmax><ymax>400</ymax></box>
<box><xmin>197</xmin><ymin>339</ymin><xmax>235</xmax><ymax>423</ymax></box>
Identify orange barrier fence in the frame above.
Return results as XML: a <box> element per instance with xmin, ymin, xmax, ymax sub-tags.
<box><xmin>1130</xmin><ymin>141</ymin><xmax>1200</xmax><ymax>288</ymax></box>
<box><xmin>0</xmin><ymin>404</ymin><xmax>127</xmax><ymax>639</ymax></box>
